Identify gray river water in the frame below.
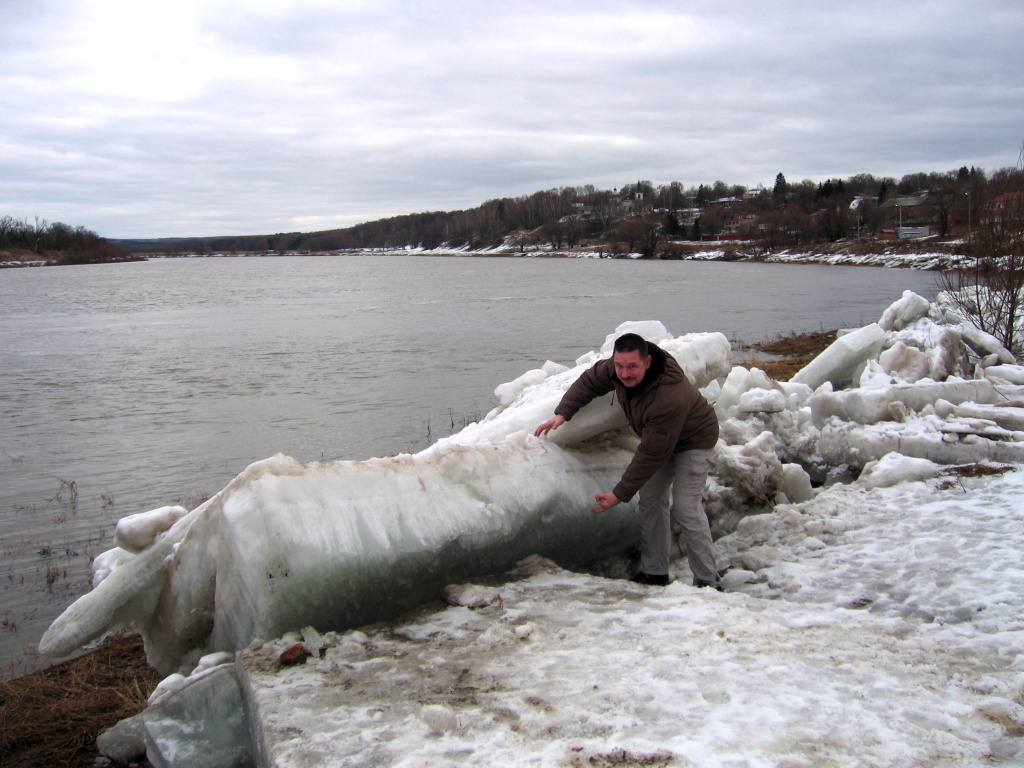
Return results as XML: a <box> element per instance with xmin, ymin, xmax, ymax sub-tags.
<box><xmin>0</xmin><ymin>254</ymin><xmax>938</xmax><ymax>676</ymax></box>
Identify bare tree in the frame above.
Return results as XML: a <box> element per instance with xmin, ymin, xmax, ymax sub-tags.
<box><xmin>939</xmin><ymin>169</ymin><xmax>1024</xmax><ymax>356</ymax></box>
<box><xmin>816</xmin><ymin>203</ymin><xmax>850</xmax><ymax>242</ymax></box>
<box><xmin>614</xmin><ymin>214</ymin><xmax>662</xmax><ymax>258</ymax></box>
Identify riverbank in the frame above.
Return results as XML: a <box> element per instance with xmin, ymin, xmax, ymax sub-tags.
<box><xmin>738</xmin><ymin>329</ymin><xmax>840</xmax><ymax>380</ymax></box>
<box><xmin>0</xmin><ymin>633</ymin><xmax>159</xmax><ymax>767</ymax></box>
<box><xmin>0</xmin><ymin>247</ymin><xmax>145</xmax><ymax>268</ymax></box>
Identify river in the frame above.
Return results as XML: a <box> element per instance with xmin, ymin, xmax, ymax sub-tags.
<box><xmin>0</xmin><ymin>254</ymin><xmax>939</xmax><ymax>676</ymax></box>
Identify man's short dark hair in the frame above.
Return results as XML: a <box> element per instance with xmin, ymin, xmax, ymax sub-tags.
<box><xmin>613</xmin><ymin>333</ymin><xmax>649</xmax><ymax>357</ymax></box>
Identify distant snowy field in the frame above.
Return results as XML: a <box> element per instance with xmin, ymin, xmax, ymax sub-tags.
<box><xmin>685</xmin><ymin>247</ymin><xmax>963</xmax><ymax>271</ymax></box>
<box><xmin>47</xmin><ymin>289</ymin><xmax>1024</xmax><ymax>767</ymax></box>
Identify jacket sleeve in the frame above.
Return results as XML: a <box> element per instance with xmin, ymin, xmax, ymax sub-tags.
<box><xmin>553</xmin><ymin>359</ymin><xmax>617</xmax><ymax>421</ymax></box>
<box><xmin>611</xmin><ymin>401</ymin><xmax>685</xmax><ymax>502</ymax></box>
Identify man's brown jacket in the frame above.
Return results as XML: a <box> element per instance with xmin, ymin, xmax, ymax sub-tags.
<box><xmin>553</xmin><ymin>345</ymin><xmax>719</xmax><ymax>502</ymax></box>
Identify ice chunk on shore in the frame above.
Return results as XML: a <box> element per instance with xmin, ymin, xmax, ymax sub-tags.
<box><xmin>738</xmin><ymin>388</ymin><xmax>786</xmax><ymax>414</ymax></box>
<box><xmin>879</xmin><ymin>341</ymin><xmax>930</xmax><ymax>382</ymax></box>
<box><xmin>715</xmin><ymin>366</ymin><xmax>775</xmax><ymax>415</ymax></box>
<box><xmin>142</xmin><ymin>665</ymin><xmax>252</xmax><ymax>768</ymax></box>
<box><xmin>91</xmin><ymin>547</ymin><xmax>135</xmax><ymax>588</ymax></box>
<box><xmin>953</xmin><ymin>403</ymin><xmax>1024</xmax><ymax>432</ymax></box>
<box><xmin>859</xmin><ymin>453</ymin><xmax>941</xmax><ymax>488</ymax></box>
<box><xmin>808</xmin><ymin>379</ymin><xmax>1001</xmax><ymax>427</ymax></box>
<box><xmin>819</xmin><ymin>421</ymin><xmax>1024</xmax><ymax>468</ymax></box>
<box><xmin>958</xmin><ymin>322</ymin><xmax>1016</xmax><ymax>364</ymax></box>
<box><xmin>879</xmin><ymin>289</ymin><xmax>932</xmax><ymax>331</ymax></box>
<box><xmin>599</xmin><ymin>320</ymin><xmax>674</xmax><ymax>353</ymax></box>
<box><xmin>442</xmin><ymin>328</ymin><xmax>730</xmax><ymax>450</ymax></box>
<box><xmin>41</xmin><ymin>439</ymin><xmax>640</xmax><ymax>674</ymax></box>
<box><xmin>790</xmin><ymin>323</ymin><xmax>887</xmax><ymax>390</ymax></box>
<box><xmin>114</xmin><ymin>505</ymin><xmax>188</xmax><ymax>554</ymax></box>
<box><xmin>984</xmin><ymin>364</ymin><xmax>1024</xmax><ymax>385</ymax></box>
<box><xmin>660</xmin><ymin>332</ymin><xmax>733</xmax><ymax>388</ymax></box>
<box><xmin>934</xmin><ymin>298</ymin><xmax>1016</xmax><ymax>364</ymax></box>
<box><xmin>780</xmin><ymin>463</ymin><xmax>814</xmax><ymax>502</ymax></box>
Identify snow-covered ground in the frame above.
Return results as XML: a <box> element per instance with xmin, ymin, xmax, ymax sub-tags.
<box><xmin>239</xmin><ymin>465</ymin><xmax>1024</xmax><ymax>767</ymax></box>
<box><xmin>46</xmin><ymin>289</ymin><xmax>1024</xmax><ymax>766</ymax></box>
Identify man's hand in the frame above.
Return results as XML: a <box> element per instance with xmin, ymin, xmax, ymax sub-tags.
<box><xmin>592</xmin><ymin>492</ymin><xmax>620</xmax><ymax>514</ymax></box>
<box><xmin>534</xmin><ymin>415</ymin><xmax>565</xmax><ymax>437</ymax></box>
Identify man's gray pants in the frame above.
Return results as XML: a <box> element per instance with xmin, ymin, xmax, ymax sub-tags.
<box><xmin>636</xmin><ymin>448</ymin><xmax>717</xmax><ymax>583</ymax></box>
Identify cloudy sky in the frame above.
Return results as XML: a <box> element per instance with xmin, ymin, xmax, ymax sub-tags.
<box><xmin>2</xmin><ymin>0</ymin><xmax>1023</xmax><ymax>239</ymax></box>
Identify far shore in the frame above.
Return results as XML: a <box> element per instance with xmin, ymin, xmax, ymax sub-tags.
<box><xmin>3</xmin><ymin>235</ymin><xmax>970</xmax><ymax>271</ymax></box>
<box><xmin>117</xmin><ymin>236</ymin><xmax>969</xmax><ymax>271</ymax></box>
<box><xmin>0</xmin><ymin>247</ymin><xmax>144</xmax><ymax>268</ymax></box>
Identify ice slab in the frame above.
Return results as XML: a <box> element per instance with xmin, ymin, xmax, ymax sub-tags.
<box><xmin>819</xmin><ymin>421</ymin><xmax>1024</xmax><ymax>468</ymax></box>
<box><xmin>142</xmin><ymin>664</ymin><xmax>252</xmax><ymax>768</ymax></box>
<box><xmin>984</xmin><ymin>364</ymin><xmax>1024</xmax><ymax>385</ymax></box>
<box><xmin>955</xmin><ymin>321</ymin><xmax>1016</xmax><ymax>364</ymax></box>
<box><xmin>41</xmin><ymin>438</ymin><xmax>641</xmax><ymax>675</ymax></box>
<box><xmin>449</xmin><ymin>329</ymin><xmax>731</xmax><ymax>449</ymax></box>
<box><xmin>953</xmin><ymin>403</ymin><xmax>1024</xmax><ymax>432</ymax></box>
<box><xmin>780</xmin><ymin>463</ymin><xmax>814</xmax><ymax>502</ymax></box>
<box><xmin>808</xmin><ymin>379</ymin><xmax>1002</xmax><ymax>427</ymax></box>
<box><xmin>115</xmin><ymin>505</ymin><xmax>188</xmax><ymax>554</ymax></box>
<box><xmin>790</xmin><ymin>323</ymin><xmax>887</xmax><ymax>390</ymax></box>
<box><xmin>878</xmin><ymin>289</ymin><xmax>932</xmax><ymax>331</ymax></box>
<box><xmin>715</xmin><ymin>366</ymin><xmax>776</xmax><ymax>415</ymax></box>
<box><xmin>859</xmin><ymin>452</ymin><xmax>941</xmax><ymax>488</ymax></box>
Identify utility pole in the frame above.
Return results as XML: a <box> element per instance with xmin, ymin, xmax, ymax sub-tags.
<box><xmin>966</xmin><ymin>190</ymin><xmax>971</xmax><ymax>239</ymax></box>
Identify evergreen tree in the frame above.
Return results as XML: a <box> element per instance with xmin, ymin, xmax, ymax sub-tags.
<box><xmin>772</xmin><ymin>173</ymin><xmax>789</xmax><ymax>206</ymax></box>
<box><xmin>663</xmin><ymin>213</ymin><xmax>681</xmax><ymax>236</ymax></box>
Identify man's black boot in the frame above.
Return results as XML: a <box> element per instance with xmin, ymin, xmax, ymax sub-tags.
<box><xmin>632</xmin><ymin>571</ymin><xmax>670</xmax><ymax>586</ymax></box>
<box><xmin>693</xmin><ymin>578</ymin><xmax>723</xmax><ymax>592</ymax></box>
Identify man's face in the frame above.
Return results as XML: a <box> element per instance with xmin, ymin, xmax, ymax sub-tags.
<box><xmin>613</xmin><ymin>349</ymin><xmax>652</xmax><ymax>388</ymax></box>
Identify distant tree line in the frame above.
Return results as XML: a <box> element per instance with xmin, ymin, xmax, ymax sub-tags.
<box><xmin>120</xmin><ymin>165</ymin><xmax>1024</xmax><ymax>259</ymax></box>
<box><xmin>0</xmin><ymin>216</ymin><xmax>132</xmax><ymax>264</ymax></box>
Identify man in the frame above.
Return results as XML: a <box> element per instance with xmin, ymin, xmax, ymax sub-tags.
<box><xmin>534</xmin><ymin>333</ymin><xmax>721</xmax><ymax>588</ymax></box>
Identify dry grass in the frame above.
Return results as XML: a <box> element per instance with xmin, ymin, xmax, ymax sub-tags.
<box><xmin>0</xmin><ymin>248</ymin><xmax>44</xmax><ymax>264</ymax></box>
<box><xmin>737</xmin><ymin>329</ymin><xmax>837</xmax><ymax>381</ymax></box>
<box><xmin>943</xmin><ymin>463</ymin><xmax>1014</xmax><ymax>478</ymax></box>
<box><xmin>0</xmin><ymin>633</ymin><xmax>159</xmax><ymax>767</ymax></box>
<box><xmin>934</xmin><ymin>463</ymin><xmax>1014</xmax><ymax>491</ymax></box>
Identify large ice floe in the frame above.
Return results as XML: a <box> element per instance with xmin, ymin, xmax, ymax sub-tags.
<box><xmin>40</xmin><ymin>323</ymin><xmax>735</xmax><ymax>675</ymax></box>
<box><xmin>42</xmin><ymin>291</ymin><xmax>1024</xmax><ymax>767</ymax></box>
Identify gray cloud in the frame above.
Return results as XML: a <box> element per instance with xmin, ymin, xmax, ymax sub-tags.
<box><xmin>2</xmin><ymin>0</ymin><xmax>1022</xmax><ymax>238</ymax></box>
